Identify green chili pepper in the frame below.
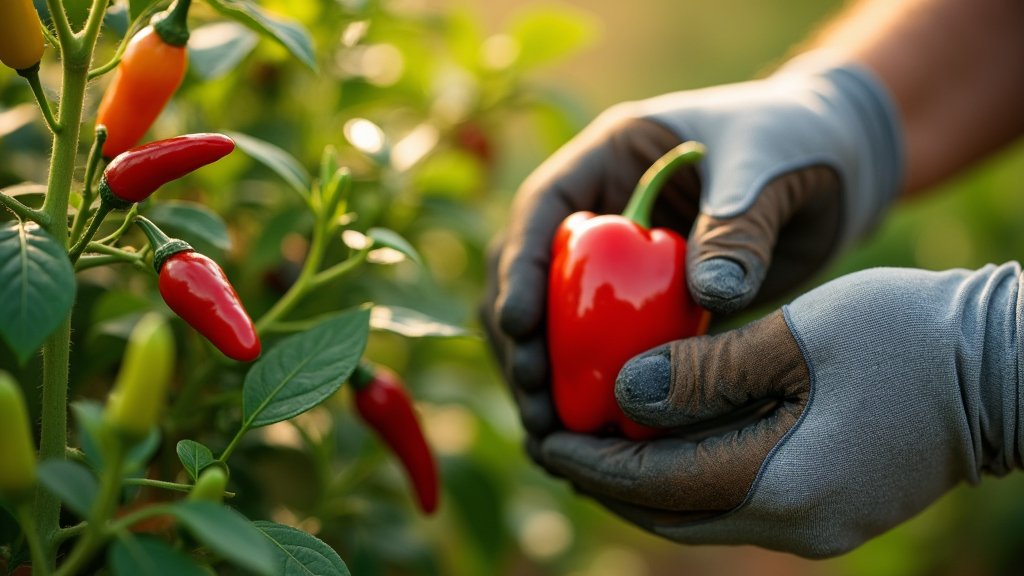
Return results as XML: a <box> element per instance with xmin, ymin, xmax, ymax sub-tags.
<box><xmin>104</xmin><ymin>313</ymin><xmax>176</xmax><ymax>440</ymax></box>
<box><xmin>0</xmin><ymin>371</ymin><xmax>37</xmax><ymax>501</ymax></box>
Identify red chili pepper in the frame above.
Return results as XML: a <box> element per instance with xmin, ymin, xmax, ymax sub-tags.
<box><xmin>95</xmin><ymin>0</ymin><xmax>191</xmax><ymax>158</ymax></box>
<box><xmin>352</xmin><ymin>363</ymin><xmax>439</xmax><ymax>515</ymax></box>
<box><xmin>547</xmin><ymin>142</ymin><xmax>710</xmax><ymax>440</ymax></box>
<box><xmin>135</xmin><ymin>216</ymin><xmax>261</xmax><ymax>362</ymax></box>
<box><xmin>100</xmin><ymin>133</ymin><xmax>235</xmax><ymax>208</ymax></box>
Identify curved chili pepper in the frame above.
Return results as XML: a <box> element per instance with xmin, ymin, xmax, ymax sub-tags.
<box><xmin>0</xmin><ymin>372</ymin><xmax>36</xmax><ymax>501</ymax></box>
<box><xmin>100</xmin><ymin>133</ymin><xmax>235</xmax><ymax>208</ymax></box>
<box><xmin>96</xmin><ymin>0</ymin><xmax>191</xmax><ymax>158</ymax></box>
<box><xmin>352</xmin><ymin>363</ymin><xmax>439</xmax><ymax>515</ymax></box>
<box><xmin>136</xmin><ymin>216</ymin><xmax>261</xmax><ymax>362</ymax></box>
<box><xmin>104</xmin><ymin>313</ymin><xmax>176</xmax><ymax>440</ymax></box>
<box><xmin>548</xmin><ymin>142</ymin><xmax>710</xmax><ymax>440</ymax></box>
<box><xmin>68</xmin><ymin>133</ymin><xmax>234</xmax><ymax>263</ymax></box>
<box><xmin>0</xmin><ymin>0</ymin><xmax>43</xmax><ymax>71</ymax></box>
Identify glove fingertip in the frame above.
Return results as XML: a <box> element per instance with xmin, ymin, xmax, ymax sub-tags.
<box><xmin>689</xmin><ymin>257</ymin><xmax>756</xmax><ymax>314</ymax></box>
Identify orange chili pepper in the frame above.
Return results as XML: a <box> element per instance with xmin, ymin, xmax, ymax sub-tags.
<box><xmin>95</xmin><ymin>0</ymin><xmax>191</xmax><ymax>158</ymax></box>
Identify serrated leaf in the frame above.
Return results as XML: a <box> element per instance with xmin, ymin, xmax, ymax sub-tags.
<box><xmin>225</xmin><ymin>131</ymin><xmax>311</xmax><ymax>197</ymax></box>
<box><xmin>0</xmin><ymin>222</ymin><xmax>75</xmax><ymax>364</ymax></box>
<box><xmin>367</xmin><ymin>228</ymin><xmax>421</xmax><ymax>266</ymax></box>
<box><xmin>205</xmin><ymin>0</ymin><xmax>317</xmax><ymax>71</ymax></box>
<box><xmin>37</xmin><ymin>460</ymin><xmax>98</xmax><ymax>518</ymax></box>
<box><xmin>370</xmin><ymin>306</ymin><xmax>470</xmax><ymax>338</ymax></box>
<box><xmin>252</xmin><ymin>521</ymin><xmax>350</xmax><ymax>576</ymax></box>
<box><xmin>509</xmin><ymin>5</ymin><xmax>599</xmax><ymax>70</ymax></box>
<box><xmin>188</xmin><ymin>22</ymin><xmax>259</xmax><ymax>80</ymax></box>
<box><xmin>176</xmin><ymin>440</ymin><xmax>216</xmax><ymax>482</ymax></box>
<box><xmin>169</xmin><ymin>502</ymin><xmax>274</xmax><ymax>576</ymax></box>
<box><xmin>110</xmin><ymin>535</ymin><xmax>208</xmax><ymax>576</ymax></box>
<box><xmin>243</xmin><ymin>307</ymin><xmax>369</xmax><ymax>428</ymax></box>
<box><xmin>146</xmin><ymin>201</ymin><xmax>232</xmax><ymax>252</ymax></box>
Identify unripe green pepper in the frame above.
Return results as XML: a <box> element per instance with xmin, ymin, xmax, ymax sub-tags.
<box><xmin>187</xmin><ymin>466</ymin><xmax>228</xmax><ymax>503</ymax></box>
<box><xmin>0</xmin><ymin>372</ymin><xmax>37</xmax><ymax>501</ymax></box>
<box><xmin>104</xmin><ymin>313</ymin><xmax>176</xmax><ymax>440</ymax></box>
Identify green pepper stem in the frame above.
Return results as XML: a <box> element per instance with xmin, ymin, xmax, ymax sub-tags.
<box><xmin>69</xmin><ymin>125</ymin><xmax>107</xmax><ymax>244</ymax></box>
<box><xmin>18</xmin><ymin>64</ymin><xmax>61</xmax><ymax>134</ymax></box>
<box><xmin>134</xmin><ymin>215</ymin><xmax>192</xmax><ymax>270</ymax></box>
<box><xmin>67</xmin><ymin>203</ymin><xmax>112</xmax><ymax>264</ymax></box>
<box><xmin>620</xmin><ymin>141</ymin><xmax>706</xmax><ymax>229</ymax></box>
<box><xmin>153</xmin><ymin>0</ymin><xmax>192</xmax><ymax>47</ymax></box>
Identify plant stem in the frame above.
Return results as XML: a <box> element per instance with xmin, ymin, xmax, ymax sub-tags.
<box><xmin>122</xmin><ymin>477</ymin><xmax>236</xmax><ymax>498</ymax></box>
<box><xmin>35</xmin><ymin>0</ymin><xmax>110</xmax><ymax>559</ymax></box>
<box><xmin>69</xmin><ymin>126</ymin><xmax>107</xmax><ymax>244</ymax></box>
<box><xmin>217</xmin><ymin>425</ymin><xmax>248</xmax><ymax>463</ymax></box>
<box><xmin>0</xmin><ymin>192</ymin><xmax>49</xmax><ymax>226</ymax></box>
<box><xmin>16</xmin><ymin>503</ymin><xmax>51</xmax><ymax>576</ymax></box>
<box><xmin>94</xmin><ymin>204</ymin><xmax>137</xmax><ymax>245</ymax></box>
<box><xmin>19</xmin><ymin>65</ymin><xmax>61</xmax><ymax>134</ymax></box>
<box><xmin>68</xmin><ymin>204</ymin><xmax>112</xmax><ymax>263</ymax></box>
<box><xmin>53</xmin><ymin>444</ymin><xmax>124</xmax><ymax>576</ymax></box>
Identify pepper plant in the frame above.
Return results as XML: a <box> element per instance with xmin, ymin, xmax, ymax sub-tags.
<box><xmin>0</xmin><ymin>0</ymin><xmax>599</xmax><ymax>574</ymax></box>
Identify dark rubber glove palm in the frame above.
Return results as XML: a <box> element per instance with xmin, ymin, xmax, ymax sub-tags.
<box><xmin>538</xmin><ymin>263</ymin><xmax>1024</xmax><ymax>557</ymax></box>
<box><xmin>485</xmin><ymin>57</ymin><xmax>903</xmax><ymax>437</ymax></box>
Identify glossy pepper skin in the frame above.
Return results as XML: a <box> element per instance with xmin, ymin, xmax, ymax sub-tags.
<box><xmin>136</xmin><ymin>217</ymin><xmax>261</xmax><ymax>362</ymax></box>
<box><xmin>0</xmin><ymin>372</ymin><xmax>37</xmax><ymax>501</ymax></box>
<box><xmin>352</xmin><ymin>363</ymin><xmax>439</xmax><ymax>515</ymax></box>
<box><xmin>0</xmin><ymin>0</ymin><xmax>44</xmax><ymax>71</ymax></box>
<box><xmin>96</xmin><ymin>0</ymin><xmax>191</xmax><ymax>158</ymax></box>
<box><xmin>100</xmin><ymin>133</ymin><xmax>235</xmax><ymax>208</ymax></box>
<box><xmin>104</xmin><ymin>313</ymin><xmax>176</xmax><ymax>440</ymax></box>
<box><xmin>547</xmin><ymin>142</ymin><xmax>710</xmax><ymax>440</ymax></box>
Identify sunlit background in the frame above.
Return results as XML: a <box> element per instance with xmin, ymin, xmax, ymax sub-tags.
<box><xmin>2</xmin><ymin>0</ymin><xmax>1024</xmax><ymax>574</ymax></box>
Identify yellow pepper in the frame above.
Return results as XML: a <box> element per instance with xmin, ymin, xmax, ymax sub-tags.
<box><xmin>0</xmin><ymin>0</ymin><xmax>44</xmax><ymax>71</ymax></box>
<box><xmin>0</xmin><ymin>372</ymin><xmax>37</xmax><ymax>500</ymax></box>
<box><xmin>104</xmin><ymin>313</ymin><xmax>176</xmax><ymax>440</ymax></box>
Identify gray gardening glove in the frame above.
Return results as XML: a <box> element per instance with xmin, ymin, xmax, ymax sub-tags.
<box><xmin>538</xmin><ymin>263</ymin><xmax>1024</xmax><ymax>558</ymax></box>
<box><xmin>486</xmin><ymin>55</ymin><xmax>904</xmax><ymax>437</ymax></box>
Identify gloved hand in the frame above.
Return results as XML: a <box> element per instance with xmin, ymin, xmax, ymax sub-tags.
<box><xmin>485</xmin><ymin>54</ymin><xmax>904</xmax><ymax>437</ymax></box>
<box><xmin>536</xmin><ymin>263</ymin><xmax>1024</xmax><ymax>558</ymax></box>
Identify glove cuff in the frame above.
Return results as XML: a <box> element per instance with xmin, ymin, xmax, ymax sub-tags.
<box><xmin>778</xmin><ymin>52</ymin><xmax>906</xmax><ymax>249</ymax></box>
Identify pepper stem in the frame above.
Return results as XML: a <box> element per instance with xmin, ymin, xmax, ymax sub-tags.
<box><xmin>621</xmin><ymin>141</ymin><xmax>706</xmax><ymax>229</ymax></box>
<box><xmin>153</xmin><ymin>0</ymin><xmax>192</xmax><ymax>47</ymax></box>
<box><xmin>134</xmin><ymin>215</ymin><xmax>192</xmax><ymax>271</ymax></box>
<box><xmin>349</xmin><ymin>361</ymin><xmax>375</xmax><ymax>390</ymax></box>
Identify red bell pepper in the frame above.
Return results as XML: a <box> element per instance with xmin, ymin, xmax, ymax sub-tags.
<box><xmin>547</xmin><ymin>142</ymin><xmax>710</xmax><ymax>440</ymax></box>
<box><xmin>351</xmin><ymin>362</ymin><xmax>439</xmax><ymax>515</ymax></box>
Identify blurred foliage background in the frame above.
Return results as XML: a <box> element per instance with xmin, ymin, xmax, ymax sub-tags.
<box><xmin>2</xmin><ymin>0</ymin><xmax>1024</xmax><ymax>574</ymax></box>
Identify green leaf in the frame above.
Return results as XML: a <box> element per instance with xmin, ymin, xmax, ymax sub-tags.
<box><xmin>0</xmin><ymin>222</ymin><xmax>76</xmax><ymax>364</ymax></box>
<box><xmin>367</xmin><ymin>228</ymin><xmax>422</xmax><ymax>266</ymax></box>
<box><xmin>370</xmin><ymin>305</ymin><xmax>470</xmax><ymax>338</ymax></box>
<box><xmin>205</xmin><ymin>0</ymin><xmax>317</xmax><ymax>71</ymax></box>
<box><xmin>73</xmin><ymin>400</ymin><xmax>159</xmax><ymax>473</ymax></box>
<box><xmin>188</xmin><ymin>22</ymin><xmax>259</xmax><ymax>80</ymax></box>
<box><xmin>243</xmin><ymin>307</ymin><xmax>370</xmax><ymax>428</ymax></box>
<box><xmin>110</xmin><ymin>535</ymin><xmax>208</xmax><ymax>576</ymax></box>
<box><xmin>509</xmin><ymin>5</ymin><xmax>600</xmax><ymax>70</ymax></box>
<box><xmin>176</xmin><ymin>440</ymin><xmax>216</xmax><ymax>482</ymax></box>
<box><xmin>37</xmin><ymin>460</ymin><xmax>98</xmax><ymax>519</ymax></box>
<box><xmin>169</xmin><ymin>502</ymin><xmax>274</xmax><ymax>576</ymax></box>
<box><xmin>225</xmin><ymin>131</ymin><xmax>311</xmax><ymax>197</ymax></box>
<box><xmin>146</xmin><ymin>201</ymin><xmax>232</xmax><ymax>252</ymax></box>
<box><xmin>253</xmin><ymin>521</ymin><xmax>350</xmax><ymax>576</ymax></box>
